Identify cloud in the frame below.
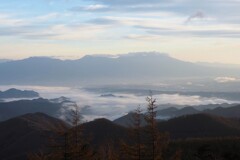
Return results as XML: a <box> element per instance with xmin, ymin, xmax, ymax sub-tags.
<box><xmin>0</xmin><ymin>13</ymin><xmax>57</xmax><ymax>39</ymax></box>
<box><xmin>0</xmin><ymin>13</ymin><xmax>26</xmax><ymax>26</ymax></box>
<box><xmin>215</xmin><ymin>77</ymin><xmax>240</xmax><ymax>83</ymax></box>
<box><xmin>36</xmin><ymin>13</ymin><xmax>61</xmax><ymax>21</ymax></box>
<box><xmin>148</xmin><ymin>29</ymin><xmax>240</xmax><ymax>38</ymax></box>
<box><xmin>84</xmin><ymin>0</ymin><xmax>156</xmax><ymax>5</ymax></box>
<box><xmin>1</xmin><ymin>85</ymin><xmax>239</xmax><ymax>121</ymax></box>
<box><xmin>185</xmin><ymin>11</ymin><xmax>206</xmax><ymax>23</ymax></box>
<box><xmin>71</xmin><ymin>4</ymin><xmax>109</xmax><ymax>12</ymax></box>
<box><xmin>124</xmin><ymin>34</ymin><xmax>160</xmax><ymax>41</ymax></box>
<box><xmin>87</xmin><ymin>18</ymin><xmax>120</xmax><ymax>25</ymax></box>
<box><xmin>0</xmin><ymin>12</ymin><xmax>108</xmax><ymax>41</ymax></box>
<box><xmin>2</xmin><ymin>0</ymin><xmax>240</xmax><ymax>42</ymax></box>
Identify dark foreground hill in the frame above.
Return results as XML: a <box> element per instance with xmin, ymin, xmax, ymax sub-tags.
<box><xmin>0</xmin><ymin>113</ymin><xmax>68</xmax><ymax>160</ymax></box>
<box><xmin>1</xmin><ymin>113</ymin><xmax>240</xmax><ymax>159</ymax></box>
<box><xmin>157</xmin><ymin>114</ymin><xmax>240</xmax><ymax>139</ymax></box>
<box><xmin>204</xmin><ymin>104</ymin><xmax>240</xmax><ymax>118</ymax></box>
<box><xmin>82</xmin><ymin>118</ymin><xmax>128</xmax><ymax>146</ymax></box>
<box><xmin>114</xmin><ymin>113</ymin><xmax>240</xmax><ymax>139</ymax></box>
<box><xmin>0</xmin><ymin>98</ymin><xmax>64</xmax><ymax>121</ymax></box>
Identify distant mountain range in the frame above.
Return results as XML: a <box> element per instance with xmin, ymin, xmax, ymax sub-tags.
<box><xmin>0</xmin><ymin>52</ymin><xmax>239</xmax><ymax>85</ymax></box>
<box><xmin>0</xmin><ymin>59</ymin><xmax>10</xmax><ymax>63</ymax></box>
<box><xmin>114</xmin><ymin>104</ymin><xmax>240</xmax><ymax>127</ymax></box>
<box><xmin>157</xmin><ymin>106</ymin><xmax>199</xmax><ymax>118</ymax></box>
<box><xmin>109</xmin><ymin>113</ymin><xmax>240</xmax><ymax>139</ymax></box>
<box><xmin>1</xmin><ymin>95</ymin><xmax>240</xmax><ymax>123</ymax></box>
<box><xmin>162</xmin><ymin>104</ymin><xmax>240</xmax><ymax>119</ymax></box>
<box><xmin>113</xmin><ymin>112</ymin><xmax>147</xmax><ymax>127</ymax></box>
<box><xmin>197</xmin><ymin>62</ymin><xmax>240</xmax><ymax>69</ymax></box>
<box><xmin>0</xmin><ymin>88</ymin><xmax>39</xmax><ymax>99</ymax></box>
<box><xmin>99</xmin><ymin>94</ymin><xmax>125</xmax><ymax>98</ymax></box>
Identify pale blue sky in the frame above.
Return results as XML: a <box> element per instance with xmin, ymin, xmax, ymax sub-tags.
<box><xmin>0</xmin><ymin>0</ymin><xmax>240</xmax><ymax>63</ymax></box>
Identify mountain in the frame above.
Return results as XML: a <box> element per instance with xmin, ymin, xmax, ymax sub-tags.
<box><xmin>0</xmin><ymin>59</ymin><xmax>10</xmax><ymax>63</ymax></box>
<box><xmin>0</xmin><ymin>53</ymin><xmax>239</xmax><ymax>85</ymax></box>
<box><xmin>157</xmin><ymin>114</ymin><xmax>240</xmax><ymax>139</ymax></box>
<box><xmin>0</xmin><ymin>88</ymin><xmax>39</xmax><ymax>99</ymax></box>
<box><xmin>197</xmin><ymin>62</ymin><xmax>240</xmax><ymax>69</ymax></box>
<box><xmin>157</xmin><ymin>106</ymin><xmax>200</xmax><ymax>118</ymax></box>
<box><xmin>1</xmin><ymin>113</ymin><xmax>240</xmax><ymax>159</ymax></box>
<box><xmin>49</xmin><ymin>96</ymin><xmax>73</xmax><ymax>104</ymax></box>
<box><xmin>114</xmin><ymin>105</ymin><xmax>240</xmax><ymax>128</ymax></box>
<box><xmin>86</xmin><ymin>114</ymin><xmax>240</xmax><ymax>142</ymax></box>
<box><xmin>0</xmin><ymin>98</ymin><xmax>65</xmax><ymax>121</ymax></box>
<box><xmin>100</xmin><ymin>94</ymin><xmax>125</xmax><ymax>98</ymax></box>
<box><xmin>113</xmin><ymin>112</ymin><xmax>147</xmax><ymax>127</ymax></box>
<box><xmin>156</xmin><ymin>105</ymin><xmax>240</xmax><ymax>119</ymax></box>
<box><xmin>0</xmin><ymin>113</ymin><xmax>68</xmax><ymax>160</ymax></box>
<box><xmin>114</xmin><ymin>106</ymin><xmax>200</xmax><ymax>127</ymax></box>
<box><xmin>204</xmin><ymin>105</ymin><xmax>240</xmax><ymax>118</ymax></box>
<box><xmin>82</xmin><ymin>118</ymin><xmax>128</xmax><ymax>146</ymax></box>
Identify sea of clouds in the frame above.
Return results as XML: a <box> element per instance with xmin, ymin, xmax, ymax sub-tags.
<box><xmin>0</xmin><ymin>85</ymin><xmax>239</xmax><ymax>121</ymax></box>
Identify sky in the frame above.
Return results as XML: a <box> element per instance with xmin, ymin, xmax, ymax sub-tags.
<box><xmin>0</xmin><ymin>0</ymin><xmax>240</xmax><ymax>64</ymax></box>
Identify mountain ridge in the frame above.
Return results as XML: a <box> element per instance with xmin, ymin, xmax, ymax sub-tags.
<box><xmin>0</xmin><ymin>113</ymin><xmax>68</xmax><ymax>160</ymax></box>
<box><xmin>0</xmin><ymin>52</ymin><xmax>239</xmax><ymax>85</ymax></box>
<box><xmin>1</xmin><ymin>112</ymin><xmax>240</xmax><ymax>159</ymax></box>
<box><xmin>0</xmin><ymin>88</ymin><xmax>39</xmax><ymax>99</ymax></box>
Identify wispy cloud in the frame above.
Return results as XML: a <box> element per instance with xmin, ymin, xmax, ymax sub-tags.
<box><xmin>71</xmin><ymin>4</ymin><xmax>109</xmax><ymax>12</ymax></box>
<box><xmin>0</xmin><ymin>12</ymin><xmax>111</xmax><ymax>40</ymax></box>
<box><xmin>185</xmin><ymin>11</ymin><xmax>206</xmax><ymax>24</ymax></box>
<box><xmin>0</xmin><ymin>0</ymin><xmax>240</xmax><ymax>62</ymax></box>
<box><xmin>215</xmin><ymin>77</ymin><xmax>240</xmax><ymax>83</ymax></box>
<box><xmin>0</xmin><ymin>13</ymin><xmax>26</xmax><ymax>26</ymax></box>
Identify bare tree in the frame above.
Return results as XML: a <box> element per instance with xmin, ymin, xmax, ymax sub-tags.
<box><xmin>121</xmin><ymin>107</ymin><xmax>145</xmax><ymax>160</ymax></box>
<box><xmin>67</xmin><ymin>105</ymin><xmax>95</xmax><ymax>160</ymax></box>
<box><xmin>98</xmin><ymin>141</ymin><xmax>119</xmax><ymax>160</ymax></box>
<box><xmin>144</xmin><ymin>92</ymin><xmax>169</xmax><ymax>160</ymax></box>
<box><xmin>28</xmin><ymin>151</ymin><xmax>49</xmax><ymax>160</ymax></box>
<box><xmin>37</xmin><ymin>105</ymin><xmax>95</xmax><ymax>160</ymax></box>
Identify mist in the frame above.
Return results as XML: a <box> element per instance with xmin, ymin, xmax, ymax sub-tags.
<box><xmin>1</xmin><ymin>85</ymin><xmax>239</xmax><ymax>121</ymax></box>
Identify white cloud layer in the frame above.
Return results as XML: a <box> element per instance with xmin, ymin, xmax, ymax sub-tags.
<box><xmin>215</xmin><ymin>77</ymin><xmax>240</xmax><ymax>83</ymax></box>
<box><xmin>1</xmin><ymin>85</ymin><xmax>239</xmax><ymax>121</ymax></box>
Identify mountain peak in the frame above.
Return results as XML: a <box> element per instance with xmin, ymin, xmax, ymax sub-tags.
<box><xmin>18</xmin><ymin>56</ymin><xmax>63</xmax><ymax>63</ymax></box>
<box><xmin>81</xmin><ymin>52</ymin><xmax>170</xmax><ymax>60</ymax></box>
<box><xmin>122</xmin><ymin>52</ymin><xmax>169</xmax><ymax>57</ymax></box>
<box><xmin>0</xmin><ymin>88</ymin><xmax>39</xmax><ymax>99</ymax></box>
<box><xmin>17</xmin><ymin>112</ymin><xmax>68</xmax><ymax>131</ymax></box>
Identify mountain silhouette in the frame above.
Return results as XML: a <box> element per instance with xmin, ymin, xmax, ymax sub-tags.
<box><xmin>0</xmin><ymin>52</ymin><xmax>239</xmax><ymax>85</ymax></box>
<box><xmin>1</xmin><ymin>112</ymin><xmax>240</xmax><ymax>159</ymax></box>
<box><xmin>0</xmin><ymin>98</ymin><xmax>63</xmax><ymax>121</ymax></box>
<box><xmin>0</xmin><ymin>88</ymin><xmax>39</xmax><ymax>99</ymax></box>
<box><xmin>0</xmin><ymin>113</ymin><xmax>68</xmax><ymax>160</ymax></box>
